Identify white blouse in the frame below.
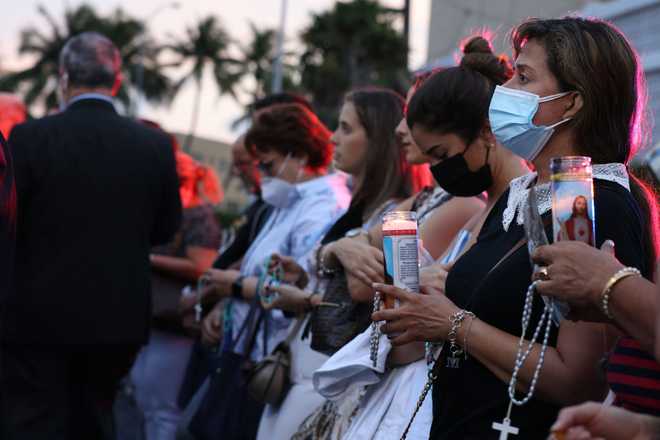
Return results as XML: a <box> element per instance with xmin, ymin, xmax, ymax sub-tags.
<box><xmin>229</xmin><ymin>172</ymin><xmax>351</xmax><ymax>360</ymax></box>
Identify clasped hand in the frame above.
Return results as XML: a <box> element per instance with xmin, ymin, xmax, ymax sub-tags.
<box><xmin>269</xmin><ymin>253</ymin><xmax>309</xmax><ymax>289</ymax></box>
<box><xmin>531</xmin><ymin>240</ymin><xmax>623</xmax><ymax>322</ymax></box>
<box><xmin>371</xmin><ymin>283</ymin><xmax>459</xmax><ymax>346</ymax></box>
<box><xmin>332</xmin><ymin>237</ymin><xmax>385</xmax><ymax>286</ymax></box>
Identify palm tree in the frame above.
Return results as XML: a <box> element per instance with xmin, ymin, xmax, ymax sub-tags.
<box><xmin>299</xmin><ymin>0</ymin><xmax>409</xmax><ymax>126</ymax></box>
<box><xmin>230</xmin><ymin>23</ymin><xmax>299</xmax><ymax>130</ymax></box>
<box><xmin>241</xmin><ymin>23</ymin><xmax>299</xmax><ymax>100</ymax></box>
<box><xmin>242</xmin><ymin>23</ymin><xmax>277</xmax><ymax>101</ymax></box>
<box><xmin>168</xmin><ymin>16</ymin><xmax>242</xmax><ymax>150</ymax></box>
<box><xmin>0</xmin><ymin>4</ymin><xmax>173</xmax><ymax>113</ymax></box>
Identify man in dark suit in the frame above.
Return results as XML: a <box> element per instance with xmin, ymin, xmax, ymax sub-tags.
<box><xmin>0</xmin><ymin>132</ymin><xmax>15</xmax><ymax>298</ymax></box>
<box><xmin>1</xmin><ymin>32</ymin><xmax>182</xmax><ymax>439</ymax></box>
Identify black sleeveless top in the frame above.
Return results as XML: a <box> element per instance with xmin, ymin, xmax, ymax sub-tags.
<box><xmin>430</xmin><ymin>179</ymin><xmax>649</xmax><ymax>440</ymax></box>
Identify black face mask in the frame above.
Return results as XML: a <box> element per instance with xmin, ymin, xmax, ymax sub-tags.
<box><xmin>430</xmin><ymin>145</ymin><xmax>492</xmax><ymax>197</ymax></box>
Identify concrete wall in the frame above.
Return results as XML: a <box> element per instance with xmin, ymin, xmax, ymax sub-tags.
<box><xmin>425</xmin><ymin>0</ymin><xmax>590</xmax><ymax>66</ymax></box>
<box><xmin>425</xmin><ymin>0</ymin><xmax>660</xmax><ymax>149</ymax></box>
<box><xmin>583</xmin><ymin>0</ymin><xmax>660</xmax><ymax>147</ymax></box>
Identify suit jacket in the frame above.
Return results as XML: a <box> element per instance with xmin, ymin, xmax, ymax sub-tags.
<box><xmin>0</xmin><ymin>132</ymin><xmax>16</xmax><ymax>297</ymax></box>
<box><xmin>4</xmin><ymin>97</ymin><xmax>182</xmax><ymax>345</ymax></box>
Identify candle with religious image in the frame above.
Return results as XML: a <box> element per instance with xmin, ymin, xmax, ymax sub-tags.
<box><xmin>550</xmin><ymin>156</ymin><xmax>596</xmax><ymax>246</ymax></box>
<box><xmin>381</xmin><ymin>211</ymin><xmax>420</xmax><ymax>308</ymax></box>
<box><xmin>550</xmin><ymin>157</ymin><xmax>595</xmax><ymax>321</ymax></box>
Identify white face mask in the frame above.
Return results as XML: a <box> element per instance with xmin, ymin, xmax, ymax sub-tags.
<box><xmin>261</xmin><ymin>154</ymin><xmax>303</xmax><ymax>208</ymax></box>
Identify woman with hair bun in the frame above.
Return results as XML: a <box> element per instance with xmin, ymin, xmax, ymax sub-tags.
<box><xmin>305</xmin><ymin>35</ymin><xmax>528</xmax><ymax>440</ymax></box>
<box><xmin>375</xmin><ymin>18</ymin><xmax>657</xmax><ymax>439</ymax></box>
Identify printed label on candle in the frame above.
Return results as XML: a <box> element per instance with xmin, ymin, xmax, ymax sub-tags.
<box><xmin>382</xmin><ymin>215</ymin><xmax>419</xmax><ymax>309</ymax></box>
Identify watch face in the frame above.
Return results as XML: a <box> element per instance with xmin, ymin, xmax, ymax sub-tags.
<box><xmin>345</xmin><ymin>228</ymin><xmax>363</xmax><ymax>238</ymax></box>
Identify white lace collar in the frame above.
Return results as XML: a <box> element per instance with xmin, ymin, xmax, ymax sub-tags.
<box><xmin>502</xmin><ymin>163</ymin><xmax>630</xmax><ymax>231</ymax></box>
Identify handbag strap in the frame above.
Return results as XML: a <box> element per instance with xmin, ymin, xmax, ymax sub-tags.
<box><xmin>241</xmin><ymin>306</ymin><xmax>265</xmax><ymax>359</ymax></box>
<box><xmin>262</xmin><ymin>309</ymin><xmax>269</xmax><ymax>358</ymax></box>
<box><xmin>229</xmin><ymin>296</ymin><xmax>261</xmax><ymax>353</ymax></box>
<box><xmin>400</xmin><ymin>359</ymin><xmax>443</xmax><ymax>440</ymax></box>
<box><xmin>284</xmin><ymin>317</ymin><xmax>306</xmax><ymax>347</ymax></box>
<box><xmin>400</xmin><ymin>216</ymin><xmax>552</xmax><ymax>439</ymax></box>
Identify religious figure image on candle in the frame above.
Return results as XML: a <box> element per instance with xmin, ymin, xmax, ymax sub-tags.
<box><xmin>556</xmin><ymin>195</ymin><xmax>594</xmax><ymax>245</ymax></box>
<box><xmin>550</xmin><ymin>172</ymin><xmax>596</xmax><ymax>248</ymax></box>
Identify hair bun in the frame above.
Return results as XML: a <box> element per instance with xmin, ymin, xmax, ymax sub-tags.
<box><xmin>459</xmin><ymin>35</ymin><xmax>512</xmax><ymax>85</ymax></box>
<box><xmin>462</xmin><ymin>36</ymin><xmax>493</xmax><ymax>55</ymax></box>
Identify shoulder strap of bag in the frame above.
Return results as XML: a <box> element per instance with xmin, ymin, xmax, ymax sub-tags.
<box><xmin>476</xmin><ymin>213</ymin><xmax>552</xmax><ymax>292</ymax></box>
<box><xmin>241</xmin><ymin>305</ymin><xmax>265</xmax><ymax>358</ymax></box>
<box><xmin>399</xmin><ymin>239</ymin><xmax>527</xmax><ymax>440</ymax></box>
<box><xmin>248</xmin><ymin>203</ymin><xmax>271</xmax><ymax>243</ymax></box>
<box><xmin>229</xmin><ymin>296</ymin><xmax>261</xmax><ymax>352</ymax></box>
<box><xmin>400</xmin><ymin>217</ymin><xmax>551</xmax><ymax>439</ymax></box>
<box><xmin>284</xmin><ymin>317</ymin><xmax>305</xmax><ymax>346</ymax></box>
<box><xmin>262</xmin><ymin>309</ymin><xmax>269</xmax><ymax>358</ymax></box>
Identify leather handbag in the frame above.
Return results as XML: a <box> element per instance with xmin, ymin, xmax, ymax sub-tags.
<box><xmin>245</xmin><ymin>317</ymin><xmax>305</xmax><ymax>406</ymax></box>
<box><xmin>309</xmin><ymin>270</ymin><xmax>372</xmax><ymax>356</ymax></box>
<box><xmin>188</xmin><ymin>298</ymin><xmax>265</xmax><ymax>440</ymax></box>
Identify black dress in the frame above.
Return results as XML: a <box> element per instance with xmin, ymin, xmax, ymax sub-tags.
<box><xmin>430</xmin><ymin>179</ymin><xmax>650</xmax><ymax>440</ymax></box>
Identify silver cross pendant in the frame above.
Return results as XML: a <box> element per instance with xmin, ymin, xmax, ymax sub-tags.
<box><xmin>492</xmin><ymin>418</ymin><xmax>519</xmax><ymax>440</ymax></box>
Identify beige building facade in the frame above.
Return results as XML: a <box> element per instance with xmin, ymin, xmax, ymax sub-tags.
<box><xmin>173</xmin><ymin>133</ymin><xmax>251</xmax><ymax>213</ymax></box>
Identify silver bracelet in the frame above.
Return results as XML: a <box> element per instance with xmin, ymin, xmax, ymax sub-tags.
<box><xmin>446</xmin><ymin>309</ymin><xmax>475</xmax><ymax>368</ymax></box>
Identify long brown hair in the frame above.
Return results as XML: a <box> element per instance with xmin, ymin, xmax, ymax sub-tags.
<box><xmin>512</xmin><ymin>17</ymin><xmax>659</xmax><ymax>273</ymax></box>
<box><xmin>344</xmin><ymin>88</ymin><xmax>418</xmax><ymax>220</ymax></box>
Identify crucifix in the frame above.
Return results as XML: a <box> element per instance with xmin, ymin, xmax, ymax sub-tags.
<box><xmin>492</xmin><ymin>417</ymin><xmax>519</xmax><ymax>440</ymax></box>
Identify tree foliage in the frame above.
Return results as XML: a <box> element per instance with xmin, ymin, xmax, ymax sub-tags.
<box><xmin>167</xmin><ymin>16</ymin><xmax>243</xmax><ymax>149</ymax></box>
<box><xmin>1</xmin><ymin>1</ymin><xmax>410</xmax><ymax>134</ymax></box>
<box><xmin>0</xmin><ymin>4</ymin><xmax>172</xmax><ymax>113</ymax></box>
<box><xmin>299</xmin><ymin>0</ymin><xmax>409</xmax><ymax>126</ymax></box>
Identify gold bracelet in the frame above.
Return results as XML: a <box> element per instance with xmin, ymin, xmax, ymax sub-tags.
<box><xmin>600</xmin><ymin>267</ymin><xmax>641</xmax><ymax>319</ymax></box>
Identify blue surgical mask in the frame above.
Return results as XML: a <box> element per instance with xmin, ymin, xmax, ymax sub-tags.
<box><xmin>489</xmin><ymin>85</ymin><xmax>573</xmax><ymax>161</ymax></box>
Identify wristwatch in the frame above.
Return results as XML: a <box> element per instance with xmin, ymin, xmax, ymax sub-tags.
<box><xmin>231</xmin><ymin>275</ymin><xmax>245</xmax><ymax>300</ymax></box>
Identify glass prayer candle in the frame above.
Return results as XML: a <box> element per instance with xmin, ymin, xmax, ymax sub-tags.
<box><xmin>381</xmin><ymin>211</ymin><xmax>420</xmax><ymax>309</ymax></box>
<box><xmin>550</xmin><ymin>156</ymin><xmax>596</xmax><ymax>247</ymax></box>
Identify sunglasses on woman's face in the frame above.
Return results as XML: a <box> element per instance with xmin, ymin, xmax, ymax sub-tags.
<box><xmin>257</xmin><ymin>160</ymin><xmax>276</xmax><ymax>175</ymax></box>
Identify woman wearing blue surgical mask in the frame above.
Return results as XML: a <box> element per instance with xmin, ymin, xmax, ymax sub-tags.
<box><xmin>194</xmin><ymin>103</ymin><xmax>351</xmax><ymax>440</ymax></box>
<box><xmin>373</xmin><ymin>18</ymin><xmax>658</xmax><ymax>439</ymax></box>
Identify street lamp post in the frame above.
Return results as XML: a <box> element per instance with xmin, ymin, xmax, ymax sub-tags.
<box><xmin>271</xmin><ymin>0</ymin><xmax>289</xmax><ymax>94</ymax></box>
<box><xmin>132</xmin><ymin>1</ymin><xmax>180</xmax><ymax>117</ymax></box>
